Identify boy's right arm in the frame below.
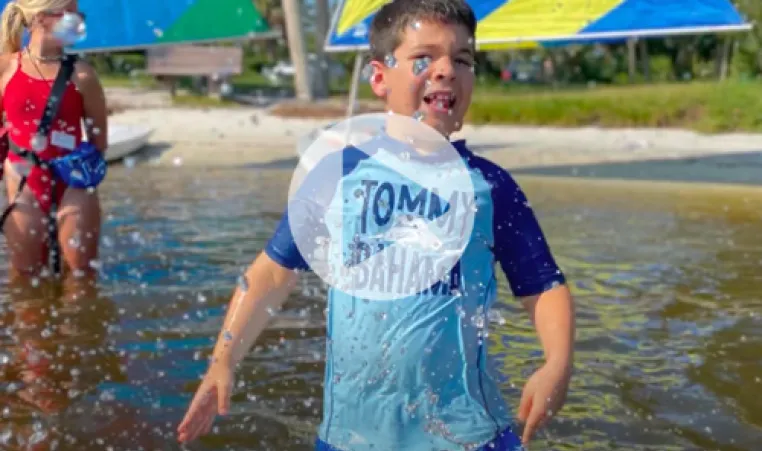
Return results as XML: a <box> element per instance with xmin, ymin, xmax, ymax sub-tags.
<box><xmin>178</xmin><ymin>149</ymin><xmax>342</xmax><ymax>443</ymax></box>
<box><xmin>177</xmin><ymin>251</ymin><xmax>299</xmax><ymax>443</ymax></box>
<box><xmin>210</xmin><ymin>251</ymin><xmax>299</xmax><ymax>369</ymax></box>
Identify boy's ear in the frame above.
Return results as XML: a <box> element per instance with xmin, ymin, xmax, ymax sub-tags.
<box><xmin>368</xmin><ymin>60</ymin><xmax>388</xmax><ymax>99</ymax></box>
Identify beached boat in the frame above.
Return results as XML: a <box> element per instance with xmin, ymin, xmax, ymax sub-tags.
<box><xmin>105</xmin><ymin>124</ymin><xmax>154</xmax><ymax>162</ymax></box>
<box><xmin>83</xmin><ymin>124</ymin><xmax>154</xmax><ymax>163</ymax></box>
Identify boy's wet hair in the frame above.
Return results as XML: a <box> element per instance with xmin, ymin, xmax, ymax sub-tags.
<box><xmin>369</xmin><ymin>0</ymin><xmax>477</xmax><ymax>62</ymax></box>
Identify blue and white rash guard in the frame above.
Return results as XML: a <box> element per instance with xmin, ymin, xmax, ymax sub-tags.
<box><xmin>265</xmin><ymin>133</ymin><xmax>566</xmax><ymax>450</ymax></box>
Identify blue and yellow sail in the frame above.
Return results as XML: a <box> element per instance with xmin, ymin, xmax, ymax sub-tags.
<box><xmin>325</xmin><ymin>0</ymin><xmax>751</xmax><ymax>52</ymax></box>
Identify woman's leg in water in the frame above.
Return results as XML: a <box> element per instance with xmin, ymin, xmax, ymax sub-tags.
<box><xmin>57</xmin><ymin>187</ymin><xmax>101</xmax><ymax>275</ymax></box>
<box><xmin>2</xmin><ymin>160</ymin><xmax>48</xmax><ymax>275</ymax></box>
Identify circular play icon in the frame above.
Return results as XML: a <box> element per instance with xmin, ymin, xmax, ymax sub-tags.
<box><xmin>289</xmin><ymin>113</ymin><xmax>476</xmax><ymax>301</ymax></box>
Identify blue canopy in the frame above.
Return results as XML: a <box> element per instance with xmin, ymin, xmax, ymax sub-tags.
<box><xmin>0</xmin><ymin>0</ymin><xmax>278</xmax><ymax>53</ymax></box>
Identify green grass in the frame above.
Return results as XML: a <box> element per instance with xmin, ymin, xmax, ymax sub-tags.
<box><xmin>466</xmin><ymin>80</ymin><xmax>762</xmax><ymax>133</ymax></box>
<box><xmin>332</xmin><ymin>78</ymin><xmax>762</xmax><ymax>134</ymax></box>
<box><xmin>101</xmin><ymin>69</ymin><xmax>762</xmax><ymax>134</ymax></box>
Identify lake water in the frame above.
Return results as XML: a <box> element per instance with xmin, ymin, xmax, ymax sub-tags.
<box><xmin>0</xmin><ymin>166</ymin><xmax>760</xmax><ymax>450</ymax></box>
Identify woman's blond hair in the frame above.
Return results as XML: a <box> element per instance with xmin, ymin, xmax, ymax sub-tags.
<box><xmin>0</xmin><ymin>0</ymin><xmax>71</xmax><ymax>53</ymax></box>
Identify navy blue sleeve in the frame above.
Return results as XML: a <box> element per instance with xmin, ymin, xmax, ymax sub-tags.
<box><xmin>264</xmin><ymin>148</ymin><xmax>370</xmax><ymax>271</ymax></box>
<box><xmin>464</xmin><ymin>153</ymin><xmax>566</xmax><ymax>297</ymax></box>
<box><xmin>491</xmin><ymin>169</ymin><xmax>566</xmax><ymax>297</ymax></box>
<box><xmin>265</xmin><ymin>206</ymin><xmax>313</xmax><ymax>271</ymax></box>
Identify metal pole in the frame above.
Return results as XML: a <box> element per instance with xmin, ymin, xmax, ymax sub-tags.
<box><xmin>282</xmin><ymin>0</ymin><xmax>313</xmax><ymax>101</ymax></box>
<box><xmin>314</xmin><ymin>0</ymin><xmax>331</xmax><ymax>98</ymax></box>
<box><xmin>627</xmin><ymin>38</ymin><xmax>637</xmax><ymax>82</ymax></box>
<box><xmin>346</xmin><ymin>52</ymin><xmax>363</xmax><ymax>117</ymax></box>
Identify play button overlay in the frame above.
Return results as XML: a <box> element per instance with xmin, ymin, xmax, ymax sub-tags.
<box><xmin>290</xmin><ymin>112</ymin><xmax>476</xmax><ymax>301</ymax></box>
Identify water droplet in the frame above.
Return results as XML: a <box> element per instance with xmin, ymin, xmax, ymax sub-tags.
<box><xmin>411</xmin><ymin>21</ymin><xmax>421</xmax><ymax>31</ymax></box>
<box><xmin>487</xmin><ymin>309</ymin><xmax>506</xmax><ymax>325</ymax></box>
<box><xmin>470</xmin><ymin>306</ymin><xmax>485</xmax><ymax>329</ymax></box>
<box><xmin>223</xmin><ymin>330</ymin><xmax>233</xmax><ymax>341</ymax></box>
<box><xmin>30</xmin><ymin>134</ymin><xmax>47</xmax><ymax>151</ymax></box>
<box><xmin>361</xmin><ymin>63</ymin><xmax>374</xmax><ymax>80</ymax></box>
<box><xmin>384</xmin><ymin>54</ymin><xmax>398</xmax><ymax>68</ymax></box>
<box><xmin>413</xmin><ymin>111</ymin><xmax>425</xmax><ymax>121</ymax></box>
<box><xmin>237</xmin><ymin>274</ymin><xmax>249</xmax><ymax>293</ymax></box>
<box><xmin>413</xmin><ymin>57</ymin><xmax>431</xmax><ymax>76</ymax></box>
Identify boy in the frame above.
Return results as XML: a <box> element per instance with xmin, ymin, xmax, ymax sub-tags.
<box><xmin>177</xmin><ymin>1</ymin><xmax>575</xmax><ymax>450</ymax></box>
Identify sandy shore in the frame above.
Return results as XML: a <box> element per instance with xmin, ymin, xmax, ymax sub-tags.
<box><xmin>106</xmin><ymin>89</ymin><xmax>762</xmax><ymax>172</ymax></box>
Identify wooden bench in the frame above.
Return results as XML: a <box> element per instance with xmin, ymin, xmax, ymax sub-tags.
<box><xmin>146</xmin><ymin>45</ymin><xmax>243</xmax><ymax>97</ymax></box>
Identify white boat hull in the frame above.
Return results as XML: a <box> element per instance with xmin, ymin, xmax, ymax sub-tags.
<box><xmin>83</xmin><ymin>124</ymin><xmax>154</xmax><ymax>163</ymax></box>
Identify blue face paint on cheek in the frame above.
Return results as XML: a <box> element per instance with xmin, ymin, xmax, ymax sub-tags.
<box><xmin>413</xmin><ymin>57</ymin><xmax>431</xmax><ymax>76</ymax></box>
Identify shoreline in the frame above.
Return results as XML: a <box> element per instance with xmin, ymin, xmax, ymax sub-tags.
<box><xmin>104</xmin><ymin>89</ymin><xmax>762</xmax><ymax>185</ymax></box>
<box><xmin>111</xmin><ymin>106</ymin><xmax>762</xmax><ymax>162</ymax></box>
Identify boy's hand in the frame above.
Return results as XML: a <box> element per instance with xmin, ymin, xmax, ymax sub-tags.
<box><xmin>517</xmin><ymin>358</ymin><xmax>572</xmax><ymax>444</ymax></box>
<box><xmin>177</xmin><ymin>360</ymin><xmax>235</xmax><ymax>443</ymax></box>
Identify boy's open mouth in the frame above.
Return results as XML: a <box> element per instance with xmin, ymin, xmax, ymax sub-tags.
<box><xmin>423</xmin><ymin>91</ymin><xmax>456</xmax><ymax>113</ymax></box>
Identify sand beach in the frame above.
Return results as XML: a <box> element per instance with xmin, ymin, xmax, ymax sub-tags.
<box><xmin>106</xmin><ymin>87</ymin><xmax>762</xmax><ymax>182</ymax></box>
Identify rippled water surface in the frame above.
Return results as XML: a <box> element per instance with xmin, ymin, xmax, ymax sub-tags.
<box><xmin>1</xmin><ymin>166</ymin><xmax>761</xmax><ymax>450</ymax></box>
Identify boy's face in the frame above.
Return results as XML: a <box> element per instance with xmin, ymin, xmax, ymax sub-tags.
<box><xmin>370</xmin><ymin>20</ymin><xmax>475</xmax><ymax>137</ymax></box>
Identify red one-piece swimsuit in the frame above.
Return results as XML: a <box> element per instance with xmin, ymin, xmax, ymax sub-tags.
<box><xmin>2</xmin><ymin>52</ymin><xmax>84</xmax><ymax>213</ymax></box>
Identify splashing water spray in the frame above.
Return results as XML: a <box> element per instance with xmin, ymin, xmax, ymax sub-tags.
<box><xmin>52</xmin><ymin>12</ymin><xmax>87</xmax><ymax>47</ymax></box>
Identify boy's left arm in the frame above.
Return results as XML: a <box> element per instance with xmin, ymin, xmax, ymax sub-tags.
<box><xmin>517</xmin><ymin>284</ymin><xmax>575</xmax><ymax>444</ymax></box>
<box><xmin>485</xmin><ymin>168</ymin><xmax>576</xmax><ymax>445</ymax></box>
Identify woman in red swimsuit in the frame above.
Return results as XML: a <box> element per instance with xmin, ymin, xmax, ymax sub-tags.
<box><xmin>0</xmin><ymin>0</ymin><xmax>107</xmax><ymax>277</ymax></box>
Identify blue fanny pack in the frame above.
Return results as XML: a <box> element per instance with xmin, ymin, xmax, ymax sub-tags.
<box><xmin>50</xmin><ymin>141</ymin><xmax>107</xmax><ymax>189</ymax></box>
